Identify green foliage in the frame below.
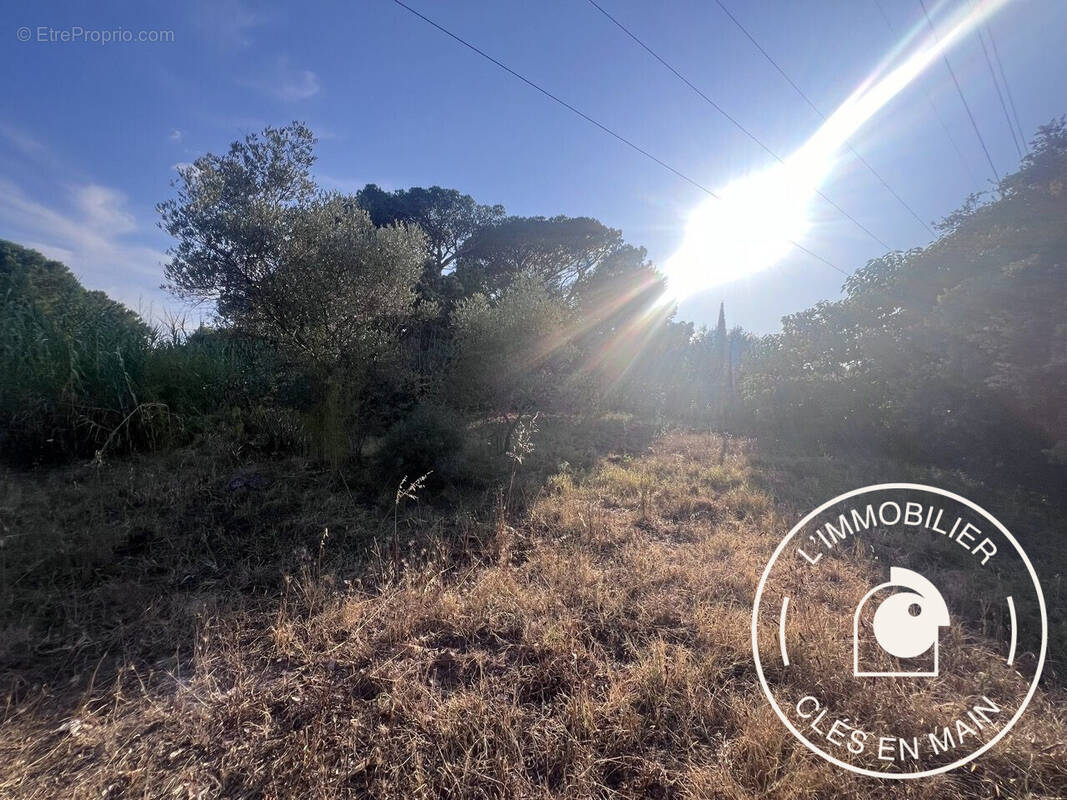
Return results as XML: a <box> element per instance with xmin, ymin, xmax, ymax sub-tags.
<box><xmin>153</xmin><ymin>122</ymin><xmax>730</xmax><ymax>460</ymax></box>
<box><xmin>457</xmin><ymin>215</ymin><xmax>637</xmax><ymax>298</ymax></box>
<box><xmin>448</xmin><ymin>272</ymin><xmax>579</xmax><ymax>415</ymax></box>
<box><xmin>740</xmin><ymin>118</ymin><xmax>1067</xmax><ymax>484</ymax></box>
<box><xmin>0</xmin><ymin>240</ymin><xmax>307</xmax><ymax>464</ymax></box>
<box><xmin>15</xmin><ymin>115</ymin><xmax>1064</xmax><ymax>498</ymax></box>
<box><xmin>0</xmin><ymin>241</ymin><xmax>163</xmax><ymax>462</ymax></box>
<box><xmin>159</xmin><ymin>123</ymin><xmax>429</xmax><ymax>465</ymax></box>
<box><xmin>159</xmin><ymin>122</ymin><xmax>319</xmax><ymax>319</ymax></box>
<box><xmin>355</xmin><ymin>183</ymin><xmax>505</xmax><ymax>303</ymax></box>
<box><xmin>145</xmin><ymin>327</ymin><xmax>284</xmax><ymax>415</ymax></box>
<box><xmin>375</xmin><ymin>402</ymin><xmax>468</xmax><ymax>485</ymax></box>
<box><xmin>160</xmin><ymin>125</ymin><xmax>426</xmax><ymax>376</ymax></box>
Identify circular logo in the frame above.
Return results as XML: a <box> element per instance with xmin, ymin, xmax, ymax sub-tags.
<box><xmin>751</xmin><ymin>483</ymin><xmax>1046</xmax><ymax>779</ymax></box>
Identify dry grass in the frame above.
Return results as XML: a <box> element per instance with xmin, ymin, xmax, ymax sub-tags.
<box><xmin>1</xmin><ymin>431</ymin><xmax>1064</xmax><ymax>798</ymax></box>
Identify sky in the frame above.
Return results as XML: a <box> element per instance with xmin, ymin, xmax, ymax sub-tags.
<box><xmin>2</xmin><ymin>0</ymin><xmax>1065</xmax><ymax>333</ymax></box>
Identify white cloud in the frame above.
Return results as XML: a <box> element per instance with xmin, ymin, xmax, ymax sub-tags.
<box><xmin>0</xmin><ymin>178</ymin><xmax>171</xmax><ymax>315</ymax></box>
<box><xmin>0</xmin><ymin>124</ymin><xmax>181</xmax><ymax>321</ymax></box>
<box><xmin>275</xmin><ymin>69</ymin><xmax>320</xmax><ymax>101</ymax></box>
<box><xmin>73</xmin><ymin>185</ymin><xmax>138</xmax><ymax>236</ymax></box>
<box><xmin>169</xmin><ymin>129</ymin><xmax>184</xmax><ymax>143</ymax></box>
<box><xmin>0</xmin><ymin>122</ymin><xmax>46</xmax><ymax>157</ymax></box>
<box><xmin>245</xmin><ymin>57</ymin><xmax>321</xmax><ymax>102</ymax></box>
<box><xmin>196</xmin><ymin>0</ymin><xmax>269</xmax><ymax>48</ymax></box>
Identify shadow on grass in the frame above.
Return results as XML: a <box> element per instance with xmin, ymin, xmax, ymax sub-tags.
<box><xmin>0</xmin><ymin>412</ymin><xmax>659</xmax><ymax>720</ymax></box>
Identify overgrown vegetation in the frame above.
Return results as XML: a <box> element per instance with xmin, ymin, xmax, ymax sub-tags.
<box><xmin>2</xmin><ymin>435</ymin><xmax>1064</xmax><ymax>798</ymax></box>
<box><xmin>5</xmin><ymin>120</ymin><xmax>1065</xmax><ymax>486</ymax></box>
<box><xmin>1</xmin><ymin>119</ymin><xmax>1065</xmax><ymax>797</ymax></box>
<box><xmin>741</xmin><ymin>119</ymin><xmax>1067</xmax><ymax>486</ymax></box>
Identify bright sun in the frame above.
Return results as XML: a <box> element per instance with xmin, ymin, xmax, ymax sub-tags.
<box><xmin>662</xmin><ymin>0</ymin><xmax>1011</xmax><ymax>302</ymax></box>
<box><xmin>662</xmin><ymin>158</ymin><xmax>823</xmax><ymax>300</ymax></box>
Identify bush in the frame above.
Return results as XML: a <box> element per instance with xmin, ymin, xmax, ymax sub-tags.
<box><xmin>144</xmin><ymin>328</ymin><xmax>285</xmax><ymax>417</ymax></box>
<box><xmin>0</xmin><ymin>241</ymin><xmax>165</xmax><ymax>463</ymax></box>
<box><xmin>374</xmin><ymin>403</ymin><xmax>469</xmax><ymax>486</ymax></box>
<box><xmin>0</xmin><ymin>242</ymin><xmax>303</xmax><ymax>465</ymax></box>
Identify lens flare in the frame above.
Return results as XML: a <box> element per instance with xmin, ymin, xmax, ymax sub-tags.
<box><xmin>663</xmin><ymin>158</ymin><xmax>823</xmax><ymax>300</ymax></box>
<box><xmin>663</xmin><ymin>0</ymin><xmax>1011</xmax><ymax>299</ymax></box>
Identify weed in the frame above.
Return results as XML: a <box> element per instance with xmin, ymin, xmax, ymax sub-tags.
<box><xmin>2</xmin><ymin>432</ymin><xmax>1064</xmax><ymax>799</ymax></box>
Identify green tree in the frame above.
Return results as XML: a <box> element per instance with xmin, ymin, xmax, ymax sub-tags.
<box><xmin>159</xmin><ymin>123</ymin><xmax>318</xmax><ymax>322</ymax></box>
<box><xmin>448</xmin><ymin>272</ymin><xmax>577</xmax><ymax>422</ymax></box>
<box><xmin>355</xmin><ymin>184</ymin><xmax>504</xmax><ymax>303</ymax></box>
<box><xmin>457</xmin><ymin>215</ymin><xmax>633</xmax><ymax>299</ymax></box>
<box><xmin>159</xmin><ymin>124</ymin><xmax>428</xmax><ymax>463</ymax></box>
<box><xmin>740</xmin><ymin>118</ymin><xmax>1067</xmax><ymax>484</ymax></box>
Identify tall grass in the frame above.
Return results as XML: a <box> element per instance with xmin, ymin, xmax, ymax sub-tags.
<box><xmin>0</xmin><ymin>242</ymin><xmax>289</xmax><ymax>464</ymax></box>
<box><xmin>0</xmin><ymin>277</ymin><xmax>158</xmax><ymax>462</ymax></box>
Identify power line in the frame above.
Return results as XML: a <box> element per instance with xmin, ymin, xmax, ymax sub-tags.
<box><xmin>973</xmin><ymin>20</ymin><xmax>1023</xmax><ymax>159</ymax></box>
<box><xmin>917</xmin><ymin>0</ymin><xmax>1001</xmax><ymax>183</ymax></box>
<box><xmin>391</xmin><ymin>0</ymin><xmax>715</xmax><ymax>197</ymax></box>
<box><xmin>585</xmin><ymin>0</ymin><xmax>894</xmax><ymax>252</ymax></box>
<box><xmin>389</xmin><ymin>0</ymin><xmax>849</xmax><ymax>277</ymax></box>
<box><xmin>710</xmin><ymin>0</ymin><xmax>934</xmax><ymax>237</ymax></box>
<box><xmin>870</xmin><ymin>0</ymin><xmax>980</xmax><ymax>186</ymax></box>
<box><xmin>985</xmin><ymin>24</ymin><xmax>1029</xmax><ymax>155</ymax></box>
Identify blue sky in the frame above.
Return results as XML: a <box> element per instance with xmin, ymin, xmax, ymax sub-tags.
<box><xmin>2</xmin><ymin>0</ymin><xmax>1065</xmax><ymax>332</ymax></box>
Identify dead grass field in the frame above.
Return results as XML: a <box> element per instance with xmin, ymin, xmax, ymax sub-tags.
<box><xmin>1</xmin><ymin>430</ymin><xmax>1065</xmax><ymax>798</ymax></box>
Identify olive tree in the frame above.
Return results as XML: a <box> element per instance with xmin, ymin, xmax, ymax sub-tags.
<box><xmin>159</xmin><ymin>123</ymin><xmax>427</xmax><ymax>462</ymax></box>
<box><xmin>448</xmin><ymin>272</ymin><xmax>579</xmax><ymax>450</ymax></box>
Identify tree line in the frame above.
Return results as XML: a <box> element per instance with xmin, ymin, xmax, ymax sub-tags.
<box><xmin>3</xmin><ymin>119</ymin><xmax>1064</xmax><ymax>493</ymax></box>
<box><xmin>742</xmin><ymin>118</ymin><xmax>1067</xmax><ymax>487</ymax></box>
<box><xmin>2</xmin><ymin>123</ymin><xmax>739</xmax><ymax>474</ymax></box>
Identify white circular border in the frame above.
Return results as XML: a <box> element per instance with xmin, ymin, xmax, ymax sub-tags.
<box><xmin>751</xmin><ymin>482</ymin><xmax>1048</xmax><ymax>779</ymax></box>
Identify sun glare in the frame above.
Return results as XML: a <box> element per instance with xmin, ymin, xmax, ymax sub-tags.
<box><xmin>662</xmin><ymin>0</ymin><xmax>1012</xmax><ymax>301</ymax></box>
<box><xmin>663</xmin><ymin>159</ymin><xmax>822</xmax><ymax>300</ymax></box>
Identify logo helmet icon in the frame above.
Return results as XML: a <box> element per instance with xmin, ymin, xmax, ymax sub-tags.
<box><xmin>854</xmin><ymin>567</ymin><xmax>950</xmax><ymax>677</ymax></box>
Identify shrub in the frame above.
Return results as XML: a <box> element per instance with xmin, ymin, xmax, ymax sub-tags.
<box><xmin>374</xmin><ymin>403</ymin><xmax>468</xmax><ymax>486</ymax></box>
<box><xmin>0</xmin><ymin>241</ymin><xmax>165</xmax><ymax>463</ymax></box>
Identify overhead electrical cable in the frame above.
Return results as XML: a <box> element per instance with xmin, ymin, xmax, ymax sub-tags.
<box><xmin>871</xmin><ymin>0</ymin><xmax>981</xmax><ymax>187</ymax></box>
<box><xmin>985</xmin><ymin>24</ymin><xmax>1029</xmax><ymax>154</ymax></box>
<box><xmin>918</xmin><ymin>0</ymin><xmax>1001</xmax><ymax>183</ymax></box>
<box><xmin>584</xmin><ymin>0</ymin><xmax>895</xmax><ymax>252</ymax></box>
<box><xmin>390</xmin><ymin>0</ymin><xmax>849</xmax><ymax>276</ymax></box>
<box><xmin>973</xmin><ymin>19</ymin><xmax>1023</xmax><ymax>158</ymax></box>
<box><xmin>711</xmin><ymin>0</ymin><xmax>934</xmax><ymax>237</ymax></box>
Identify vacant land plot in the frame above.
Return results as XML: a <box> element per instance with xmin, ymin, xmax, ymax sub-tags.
<box><xmin>2</xmin><ymin>433</ymin><xmax>1064</xmax><ymax>798</ymax></box>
